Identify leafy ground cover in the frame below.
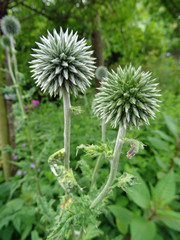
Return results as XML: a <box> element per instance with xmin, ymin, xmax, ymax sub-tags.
<box><xmin>0</xmin><ymin>79</ymin><xmax>179</xmax><ymax>239</ymax></box>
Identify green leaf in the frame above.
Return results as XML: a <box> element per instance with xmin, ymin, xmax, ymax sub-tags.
<box><xmin>147</xmin><ymin>137</ymin><xmax>169</xmax><ymax>151</ymax></box>
<box><xmin>163</xmin><ymin>113</ymin><xmax>178</xmax><ymax>140</ymax></box>
<box><xmin>108</xmin><ymin>205</ymin><xmax>133</xmax><ymax>224</ymax></box>
<box><xmin>130</xmin><ymin>217</ymin><xmax>156</xmax><ymax>240</ymax></box>
<box><xmin>154</xmin><ymin>130</ymin><xmax>174</xmax><ymax>143</ymax></box>
<box><xmin>155</xmin><ymin>170</ymin><xmax>175</xmax><ymax>205</ymax></box>
<box><xmin>12</xmin><ymin>216</ymin><xmax>21</xmax><ymax>233</ymax></box>
<box><xmin>21</xmin><ymin>224</ymin><xmax>32</xmax><ymax>240</ymax></box>
<box><xmin>116</xmin><ymin>218</ymin><xmax>128</xmax><ymax>235</ymax></box>
<box><xmin>83</xmin><ymin>224</ymin><xmax>103</xmax><ymax>240</ymax></box>
<box><xmin>174</xmin><ymin>157</ymin><xmax>180</xmax><ymax>167</ymax></box>
<box><xmin>126</xmin><ymin>173</ymin><xmax>151</xmax><ymax>209</ymax></box>
<box><xmin>157</xmin><ymin>210</ymin><xmax>180</xmax><ymax>232</ymax></box>
<box><xmin>31</xmin><ymin>230</ymin><xmax>43</xmax><ymax>240</ymax></box>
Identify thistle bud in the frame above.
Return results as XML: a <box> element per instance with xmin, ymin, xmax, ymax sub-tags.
<box><xmin>95</xmin><ymin>66</ymin><xmax>108</xmax><ymax>81</ymax></box>
<box><xmin>93</xmin><ymin>65</ymin><xmax>161</xmax><ymax>128</ymax></box>
<box><xmin>1</xmin><ymin>15</ymin><xmax>21</xmax><ymax>36</ymax></box>
<box><xmin>0</xmin><ymin>35</ymin><xmax>11</xmax><ymax>50</ymax></box>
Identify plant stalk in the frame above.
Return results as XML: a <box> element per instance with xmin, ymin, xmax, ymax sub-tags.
<box><xmin>10</xmin><ymin>36</ymin><xmax>18</xmax><ymax>83</ymax></box>
<box><xmin>102</xmin><ymin>119</ymin><xmax>106</xmax><ymax>141</ymax></box>
<box><xmin>90</xmin><ymin>124</ymin><xmax>126</xmax><ymax>208</ymax></box>
<box><xmin>90</xmin><ymin>154</ymin><xmax>103</xmax><ymax>192</ymax></box>
<box><xmin>63</xmin><ymin>90</ymin><xmax>71</xmax><ymax>171</ymax></box>
<box><xmin>7</xmin><ymin>52</ymin><xmax>26</xmax><ymax>119</ymax></box>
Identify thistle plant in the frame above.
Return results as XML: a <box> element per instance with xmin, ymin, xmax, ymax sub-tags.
<box><xmin>30</xmin><ymin>28</ymin><xmax>95</xmax><ymax>198</ymax></box>
<box><xmin>1</xmin><ymin>15</ymin><xmax>25</xmax><ymax>117</ymax></box>
<box><xmin>90</xmin><ymin>65</ymin><xmax>161</xmax><ymax>208</ymax></box>
<box><xmin>1</xmin><ymin>15</ymin><xmax>42</xmax><ymax>194</ymax></box>
<box><xmin>90</xmin><ymin>66</ymin><xmax>109</xmax><ymax>191</ymax></box>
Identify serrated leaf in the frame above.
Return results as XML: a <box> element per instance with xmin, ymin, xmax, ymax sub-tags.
<box><xmin>130</xmin><ymin>218</ymin><xmax>156</xmax><ymax>240</ymax></box>
<box><xmin>155</xmin><ymin>170</ymin><xmax>175</xmax><ymax>205</ymax></box>
<box><xmin>126</xmin><ymin>173</ymin><xmax>151</xmax><ymax>209</ymax></box>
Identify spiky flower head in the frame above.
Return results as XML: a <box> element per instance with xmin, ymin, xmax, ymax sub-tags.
<box><xmin>95</xmin><ymin>66</ymin><xmax>108</xmax><ymax>81</ymax></box>
<box><xmin>93</xmin><ymin>65</ymin><xmax>161</xmax><ymax>129</ymax></box>
<box><xmin>1</xmin><ymin>15</ymin><xmax>21</xmax><ymax>36</ymax></box>
<box><xmin>30</xmin><ymin>28</ymin><xmax>96</xmax><ymax>97</ymax></box>
<box><xmin>0</xmin><ymin>35</ymin><xmax>11</xmax><ymax>50</ymax></box>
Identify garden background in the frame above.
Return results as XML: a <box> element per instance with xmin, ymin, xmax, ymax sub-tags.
<box><xmin>0</xmin><ymin>0</ymin><xmax>180</xmax><ymax>240</ymax></box>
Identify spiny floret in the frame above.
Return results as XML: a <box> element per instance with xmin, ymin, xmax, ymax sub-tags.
<box><xmin>93</xmin><ymin>65</ymin><xmax>161</xmax><ymax>129</ymax></box>
<box><xmin>1</xmin><ymin>15</ymin><xmax>21</xmax><ymax>36</ymax></box>
<box><xmin>95</xmin><ymin>66</ymin><xmax>108</xmax><ymax>81</ymax></box>
<box><xmin>0</xmin><ymin>35</ymin><xmax>11</xmax><ymax>50</ymax></box>
<box><xmin>30</xmin><ymin>28</ymin><xmax>96</xmax><ymax>98</ymax></box>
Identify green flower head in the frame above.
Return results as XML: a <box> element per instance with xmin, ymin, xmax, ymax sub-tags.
<box><xmin>30</xmin><ymin>28</ymin><xmax>96</xmax><ymax>98</ymax></box>
<box><xmin>93</xmin><ymin>65</ymin><xmax>161</xmax><ymax>128</ymax></box>
<box><xmin>1</xmin><ymin>15</ymin><xmax>21</xmax><ymax>36</ymax></box>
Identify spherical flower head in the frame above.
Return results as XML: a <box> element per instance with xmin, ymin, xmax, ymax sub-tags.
<box><xmin>1</xmin><ymin>15</ymin><xmax>21</xmax><ymax>36</ymax></box>
<box><xmin>1</xmin><ymin>35</ymin><xmax>11</xmax><ymax>50</ymax></box>
<box><xmin>93</xmin><ymin>65</ymin><xmax>161</xmax><ymax>129</ymax></box>
<box><xmin>95</xmin><ymin>66</ymin><xmax>108</xmax><ymax>81</ymax></box>
<box><xmin>30</xmin><ymin>28</ymin><xmax>96</xmax><ymax>98</ymax></box>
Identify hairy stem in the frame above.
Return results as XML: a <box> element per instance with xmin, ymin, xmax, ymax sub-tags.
<box><xmin>90</xmin><ymin>125</ymin><xmax>126</xmax><ymax>208</ymax></box>
<box><xmin>102</xmin><ymin>119</ymin><xmax>106</xmax><ymax>141</ymax></box>
<box><xmin>63</xmin><ymin>90</ymin><xmax>71</xmax><ymax>171</ymax></box>
<box><xmin>90</xmin><ymin>154</ymin><xmax>103</xmax><ymax>192</ymax></box>
<box><xmin>7</xmin><ymin>52</ymin><xmax>26</xmax><ymax>119</ymax></box>
<box><xmin>10</xmin><ymin>36</ymin><xmax>18</xmax><ymax>83</ymax></box>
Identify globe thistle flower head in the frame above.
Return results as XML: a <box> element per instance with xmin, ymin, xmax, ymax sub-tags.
<box><xmin>30</xmin><ymin>28</ymin><xmax>96</xmax><ymax>98</ymax></box>
<box><xmin>93</xmin><ymin>65</ymin><xmax>161</xmax><ymax>129</ymax></box>
<box><xmin>1</xmin><ymin>35</ymin><xmax>11</xmax><ymax>50</ymax></box>
<box><xmin>95</xmin><ymin>66</ymin><xmax>108</xmax><ymax>81</ymax></box>
<box><xmin>1</xmin><ymin>15</ymin><xmax>21</xmax><ymax>36</ymax></box>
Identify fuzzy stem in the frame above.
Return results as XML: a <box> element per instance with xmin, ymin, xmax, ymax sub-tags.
<box><xmin>90</xmin><ymin>125</ymin><xmax>126</xmax><ymax>209</ymax></box>
<box><xmin>102</xmin><ymin>119</ymin><xmax>106</xmax><ymax>141</ymax></box>
<box><xmin>10</xmin><ymin>36</ymin><xmax>18</xmax><ymax>83</ymax></box>
<box><xmin>7</xmin><ymin>52</ymin><xmax>26</xmax><ymax>119</ymax></box>
<box><xmin>63</xmin><ymin>90</ymin><xmax>71</xmax><ymax>171</ymax></box>
<box><xmin>90</xmin><ymin>154</ymin><xmax>103</xmax><ymax>192</ymax></box>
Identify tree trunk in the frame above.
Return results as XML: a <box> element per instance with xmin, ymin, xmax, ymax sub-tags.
<box><xmin>91</xmin><ymin>12</ymin><xmax>104</xmax><ymax>89</ymax></box>
<box><xmin>0</xmin><ymin>44</ymin><xmax>11</xmax><ymax>181</ymax></box>
<box><xmin>5</xmin><ymin>52</ymin><xmax>17</xmax><ymax>174</ymax></box>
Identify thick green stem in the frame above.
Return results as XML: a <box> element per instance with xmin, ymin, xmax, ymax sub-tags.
<box><xmin>63</xmin><ymin>90</ymin><xmax>71</xmax><ymax>171</ymax></box>
<box><xmin>0</xmin><ymin>47</ymin><xmax>11</xmax><ymax>181</ymax></box>
<box><xmin>90</xmin><ymin>154</ymin><xmax>103</xmax><ymax>192</ymax></box>
<box><xmin>102</xmin><ymin>119</ymin><xmax>106</xmax><ymax>141</ymax></box>
<box><xmin>90</xmin><ymin>125</ymin><xmax>126</xmax><ymax>209</ymax></box>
